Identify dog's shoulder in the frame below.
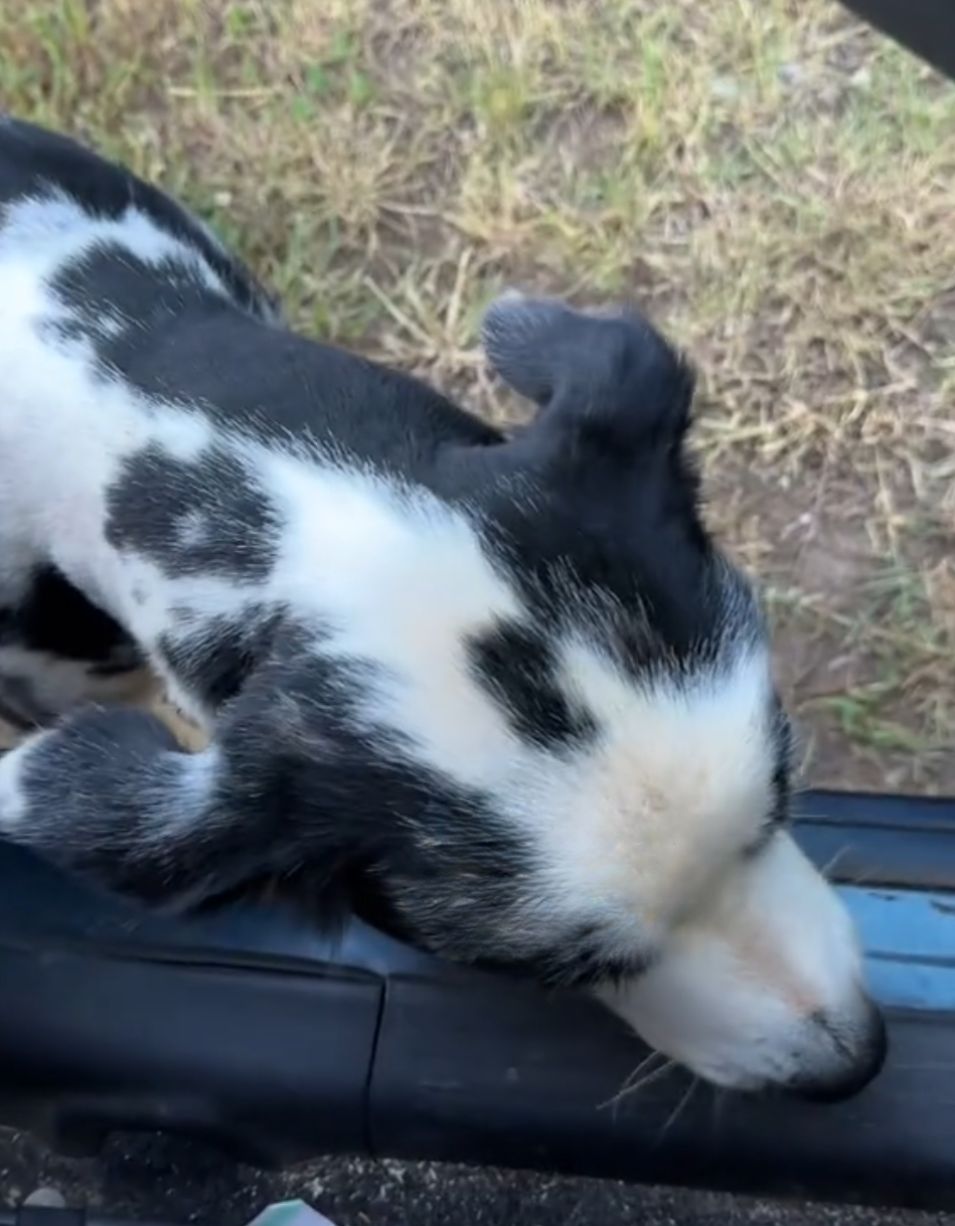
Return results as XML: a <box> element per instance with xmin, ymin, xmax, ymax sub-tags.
<box><xmin>0</xmin><ymin>115</ymin><xmax>278</xmax><ymax>325</ymax></box>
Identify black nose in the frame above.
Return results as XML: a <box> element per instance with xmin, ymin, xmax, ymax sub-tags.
<box><xmin>787</xmin><ymin>1001</ymin><xmax>888</xmax><ymax>1104</ymax></box>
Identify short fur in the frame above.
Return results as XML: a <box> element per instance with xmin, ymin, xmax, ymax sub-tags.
<box><xmin>0</xmin><ymin>118</ymin><xmax>885</xmax><ymax>1097</ymax></box>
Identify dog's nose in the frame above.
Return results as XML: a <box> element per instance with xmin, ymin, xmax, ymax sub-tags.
<box><xmin>786</xmin><ymin>998</ymin><xmax>888</xmax><ymax>1103</ymax></box>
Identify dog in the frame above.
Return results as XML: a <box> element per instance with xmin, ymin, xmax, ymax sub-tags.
<box><xmin>0</xmin><ymin>117</ymin><xmax>885</xmax><ymax>1099</ymax></box>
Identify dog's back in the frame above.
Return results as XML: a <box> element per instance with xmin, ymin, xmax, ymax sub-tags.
<box><xmin>0</xmin><ymin>115</ymin><xmax>278</xmax><ymax>725</ymax></box>
<box><xmin>0</xmin><ymin>116</ymin><xmax>505</xmax><ymax>729</ymax></box>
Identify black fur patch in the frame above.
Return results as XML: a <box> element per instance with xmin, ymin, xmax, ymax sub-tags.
<box><xmin>467</xmin><ymin>618</ymin><xmax>597</xmax><ymax>750</ymax></box>
<box><xmin>0</xmin><ymin>565</ymin><xmax>139</xmax><ymax>667</ymax></box>
<box><xmin>50</xmin><ymin>241</ymin><xmax>230</xmax><ymax>368</ymax></box>
<box><xmin>105</xmin><ymin>443</ymin><xmax>281</xmax><ymax>580</ymax></box>
<box><xmin>158</xmin><ymin>605</ymin><xmax>285</xmax><ymax>710</ymax></box>
<box><xmin>768</xmin><ymin>699</ymin><xmax>794</xmax><ymax>828</ymax></box>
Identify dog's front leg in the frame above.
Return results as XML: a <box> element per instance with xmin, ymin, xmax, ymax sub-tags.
<box><xmin>0</xmin><ymin>705</ymin><xmax>284</xmax><ymax>908</ymax></box>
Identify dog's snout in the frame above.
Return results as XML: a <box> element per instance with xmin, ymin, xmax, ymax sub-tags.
<box><xmin>786</xmin><ymin>997</ymin><xmax>887</xmax><ymax>1103</ymax></box>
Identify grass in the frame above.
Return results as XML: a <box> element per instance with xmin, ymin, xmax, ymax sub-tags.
<box><xmin>0</xmin><ymin>0</ymin><xmax>952</xmax><ymax>791</ymax></box>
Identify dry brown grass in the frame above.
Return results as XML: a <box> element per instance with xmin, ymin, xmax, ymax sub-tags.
<box><xmin>0</xmin><ymin>0</ymin><xmax>952</xmax><ymax>791</ymax></box>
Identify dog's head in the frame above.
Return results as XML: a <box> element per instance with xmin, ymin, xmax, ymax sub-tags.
<box><xmin>237</xmin><ymin>293</ymin><xmax>883</xmax><ymax>1099</ymax></box>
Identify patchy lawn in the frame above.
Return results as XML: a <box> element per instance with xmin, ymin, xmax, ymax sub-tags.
<box><xmin>2</xmin><ymin>0</ymin><xmax>953</xmax><ymax>792</ymax></box>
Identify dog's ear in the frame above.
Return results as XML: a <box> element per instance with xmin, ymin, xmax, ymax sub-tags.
<box><xmin>481</xmin><ymin>291</ymin><xmax>695</xmax><ymax>461</ymax></box>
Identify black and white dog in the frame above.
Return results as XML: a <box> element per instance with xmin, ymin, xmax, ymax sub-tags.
<box><xmin>0</xmin><ymin>117</ymin><xmax>885</xmax><ymax>1099</ymax></box>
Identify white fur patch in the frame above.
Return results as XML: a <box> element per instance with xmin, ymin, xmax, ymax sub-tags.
<box><xmin>0</xmin><ymin>730</ymin><xmax>51</xmax><ymax>831</ymax></box>
<box><xmin>260</xmin><ymin>451</ymin><xmax>525</xmax><ymax>784</ymax></box>
<box><xmin>597</xmin><ymin>831</ymin><xmax>872</xmax><ymax>1091</ymax></box>
<box><xmin>176</xmin><ymin>509</ymin><xmax>212</xmax><ymax>550</ymax></box>
<box><xmin>146</xmin><ymin>744</ymin><xmax>222</xmax><ymax>840</ymax></box>
<box><xmin>532</xmin><ymin>643</ymin><xmax>775</xmax><ymax>938</ymax></box>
